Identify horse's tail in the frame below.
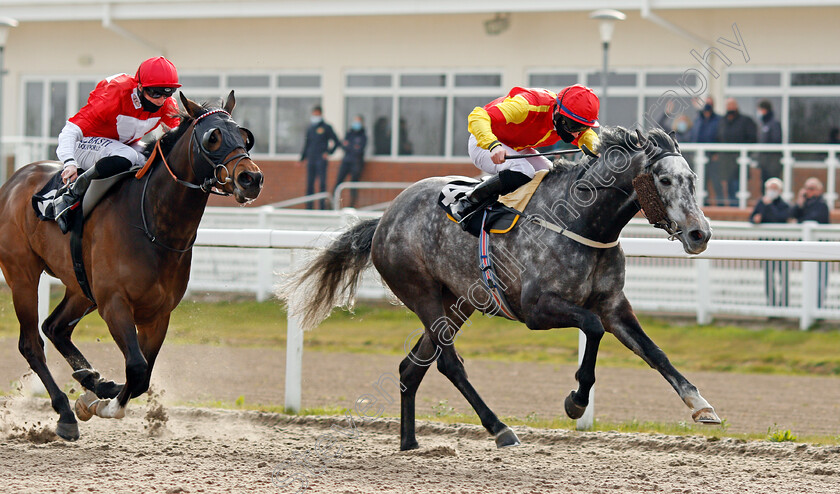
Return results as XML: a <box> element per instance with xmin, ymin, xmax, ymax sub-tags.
<box><xmin>276</xmin><ymin>218</ymin><xmax>380</xmax><ymax>331</ymax></box>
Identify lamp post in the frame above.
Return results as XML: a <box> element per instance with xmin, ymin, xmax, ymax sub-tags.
<box><xmin>589</xmin><ymin>9</ymin><xmax>625</xmax><ymax>124</ymax></box>
<box><xmin>0</xmin><ymin>17</ymin><xmax>18</xmax><ymax>183</ymax></box>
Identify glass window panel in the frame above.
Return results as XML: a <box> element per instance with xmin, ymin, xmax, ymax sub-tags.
<box><xmin>400</xmin><ymin>74</ymin><xmax>446</xmax><ymax>87</ymax></box>
<box><xmin>646</xmin><ymin>72</ymin><xmax>698</xmax><ymax>87</ymax></box>
<box><xmin>276</xmin><ymin>97</ymin><xmax>321</xmax><ymax>154</ymax></box>
<box><xmin>347</xmin><ymin>74</ymin><xmax>392</xmax><ymax>88</ymax></box>
<box><xmin>587</xmin><ymin>72</ymin><xmax>637</xmax><ymax>87</ymax></box>
<box><xmin>77</xmin><ymin>81</ymin><xmax>96</xmax><ymax>111</ymax></box>
<box><xmin>49</xmin><ymin>82</ymin><xmax>68</xmax><ymax>137</ymax></box>
<box><xmin>227</xmin><ymin>75</ymin><xmax>270</xmax><ymax>88</ymax></box>
<box><xmin>528</xmin><ymin>74</ymin><xmax>578</xmax><ymax>88</ymax></box>
<box><xmin>722</xmin><ymin>95</ymin><xmax>782</xmax><ymax>129</ymax></box>
<box><xmin>25</xmin><ymin>81</ymin><xmax>44</xmax><ymax>137</ymax></box>
<box><xmin>789</xmin><ymin>96</ymin><xmax>840</xmax><ymax>143</ymax></box>
<box><xmin>346</xmin><ymin>96</ymin><xmax>392</xmax><ymax>156</ymax></box>
<box><xmin>728</xmin><ymin>72</ymin><xmax>781</xmax><ymax>87</ymax></box>
<box><xmin>179</xmin><ymin>75</ymin><xmax>221</xmax><ymax>88</ymax></box>
<box><xmin>600</xmin><ymin>96</ymin><xmax>638</xmax><ymax>128</ymax></box>
<box><xmin>277</xmin><ymin>75</ymin><xmax>321</xmax><ymax>88</ymax></box>
<box><xmin>189</xmin><ymin>94</ymin><xmax>226</xmax><ymax>108</ymax></box>
<box><xmin>643</xmin><ymin>95</ymin><xmax>695</xmax><ymax>132</ymax></box>
<box><xmin>398</xmin><ymin>96</ymin><xmax>445</xmax><ymax>156</ymax></box>
<box><xmin>231</xmin><ymin>96</ymin><xmax>270</xmax><ymax>154</ymax></box>
<box><xmin>452</xmin><ymin>96</ymin><xmax>489</xmax><ymax>157</ymax></box>
<box><xmin>791</xmin><ymin>72</ymin><xmax>840</xmax><ymax>86</ymax></box>
<box><xmin>454</xmin><ymin>74</ymin><xmax>501</xmax><ymax>87</ymax></box>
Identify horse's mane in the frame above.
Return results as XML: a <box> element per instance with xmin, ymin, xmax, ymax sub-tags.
<box><xmin>548</xmin><ymin>126</ymin><xmax>677</xmax><ymax>175</ymax></box>
<box><xmin>142</xmin><ymin>102</ymin><xmax>216</xmax><ymax>159</ymax></box>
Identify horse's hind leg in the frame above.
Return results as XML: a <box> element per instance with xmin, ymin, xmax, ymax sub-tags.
<box><xmin>434</xmin><ymin>297</ymin><xmax>519</xmax><ymax>448</ymax></box>
<box><xmin>601</xmin><ymin>296</ymin><xmax>720</xmax><ymax>424</ymax></box>
<box><xmin>42</xmin><ymin>291</ymin><xmax>122</xmax><ymax>399</ymax></box>
<box><xmin>398</xmin><ymin>333</ymin><xmax>438</xmax><ymax>451</ymax></box>
<box><xmin>6</xmin><ymin>272</ymin><xmax>80</xmax><ymax>440</ymax></box>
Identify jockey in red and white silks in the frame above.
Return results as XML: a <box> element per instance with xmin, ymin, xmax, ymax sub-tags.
<box><xmin>56</xmin><ymin>57</ymin><xmax>181</xmax><ymax>182</ymax></box>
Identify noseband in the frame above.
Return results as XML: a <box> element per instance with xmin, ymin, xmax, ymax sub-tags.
<box><xmin>632</xmin><ymin>132</ymin><xmax>684</xmax><ymax>240</ymax></box>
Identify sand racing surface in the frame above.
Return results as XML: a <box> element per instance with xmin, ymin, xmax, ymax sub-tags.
<box><xmin>0</xmin><ymin>342</ymin><xmax>838</xmax><ymax>493</ymax></box>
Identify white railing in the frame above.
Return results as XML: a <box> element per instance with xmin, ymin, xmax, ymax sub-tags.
<box><xmin>10</xmin><ymin>221</ymin><xmax>840</xmax><ymax>428</ymax></box>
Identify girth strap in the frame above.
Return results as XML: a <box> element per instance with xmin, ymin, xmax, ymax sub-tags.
<box><xmin>478</xmin><ymin>211</ymin><xmax>518</xmax><ymax>320</ymax></box>
<box><xmin>69</xmin><ymin>211</ymin><xmax>97</xmax><ymax>306</ymax></box>
<box><xmin>528</xmin><ymin>217</ymin><xmax>620</xmax><ymax>249</ymax></box>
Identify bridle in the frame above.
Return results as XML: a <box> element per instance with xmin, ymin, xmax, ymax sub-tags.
<box><xmin>632</xmin><ymin>131</ymin><xmax>684</xmax><ymax>240</ymax></box>
<box><xmin>137</xmin><ymin>108</ymin><xmax>255</xmax><ymax>252</ymax></box>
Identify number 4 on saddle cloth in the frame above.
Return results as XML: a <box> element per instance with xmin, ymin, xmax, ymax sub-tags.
<box><xmin>438</xmin><ymin>169</ymin><xmax>549</xmax><ymax>238</ymax></box>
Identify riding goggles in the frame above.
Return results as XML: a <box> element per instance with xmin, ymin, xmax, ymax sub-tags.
<box><xmin>558</xmin><ymin>114</ymin><xmax>589</xmax><ymax>134</ymax></box>
<box><xmin>144</xmin><ymin>86</ymin><xmax>177</xmax><ymax>99</ymax></box>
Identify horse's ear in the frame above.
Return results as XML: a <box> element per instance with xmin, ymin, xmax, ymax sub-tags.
<box><xmin>224</xmin><ymin>90</ymin><xmax>236</xmax><ymax>113</ymax></box>
<box><xmin>179</xmin><ymin>92</ymin><xmax>204</xmax><ymax>119</ymax></box>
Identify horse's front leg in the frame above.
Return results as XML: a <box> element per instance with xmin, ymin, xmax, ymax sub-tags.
<box><xmin>42</xmin><ymin>291</ymin><xmax>123</xmax><ymax>399</ymax></box>
<box><xmin>600</xmin><ymin>295</ymin><xmax>720</xmax><ymax>424</ymax></box>
<box><xmin>75</xmin><ymin>297</ymin><xmax>147</xmax><ymax>421</ymax></box>
<box><xmin>524</xmin><ymin>293</ymin><xmax>605</xmax><ymax>420</ymax></box>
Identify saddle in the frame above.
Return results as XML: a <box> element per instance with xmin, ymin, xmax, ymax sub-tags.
<box><xmin>32</xmin><ymin>168</ymin><xmax>139</xmax><ymax>222</ymax></box>
<box><xmin>437</xmin><ymin>170</ymin><xmax>549</xmax><ymax>237</ymax></box>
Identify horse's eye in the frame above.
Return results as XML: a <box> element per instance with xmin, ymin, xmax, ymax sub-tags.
<box><xmin>659</xmin><ymin>177</ymin><xmax>672</xmax><ymax>186</ymax></box>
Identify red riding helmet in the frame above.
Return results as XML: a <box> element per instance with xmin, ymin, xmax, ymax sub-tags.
<box><xmin>135</xmin><ymin>56</ymin><xmax>181</xmax><ymax>88</ymax></box>
<box><xmin>555</xmin><ymin>84</ymin><xmax>600</xmax><ymax>128</ymax></box>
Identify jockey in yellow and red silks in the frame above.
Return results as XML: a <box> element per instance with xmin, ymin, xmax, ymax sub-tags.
<box><xmin>450</xmin><ymin>84</ymin><xmax>601</xmax><ymax>222</ymax></box>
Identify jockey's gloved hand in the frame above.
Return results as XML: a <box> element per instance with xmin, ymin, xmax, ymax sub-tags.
<box><xmin>577</xmin><ymin>128</ymin><xmax>600</xmax><ymax>156</ymax></box>
<box><xmin>580</xmin><ymin>144</ymin><xmax>598</xmax><ymax>158</ymax></box>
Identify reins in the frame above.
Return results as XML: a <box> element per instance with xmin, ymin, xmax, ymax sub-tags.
<box><xmin>134</xmin><ymin>109</ymin><xmax>252</xmax><ymax>252</ymax></box>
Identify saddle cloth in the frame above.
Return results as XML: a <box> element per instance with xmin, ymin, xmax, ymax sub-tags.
<box><xmin>437</xmin><ymin>169</ymin><xmax>549</xmax><ymax>238</ymax></box>
<box><xmin>32</xmin><ymin>167</ymin><xmax>140</xmax><ymax>221</ymax></box>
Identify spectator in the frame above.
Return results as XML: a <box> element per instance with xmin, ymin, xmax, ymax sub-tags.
<box><xmin>755</xmin><ymin>100</ymin><xmax>783</xmax><ymax>184</ymax></box>
<box><xmin>672</xmin><ymin>114</ymin><xmax>693</xmax><ymax>144</ymax></box>
<box><xmin>791</xmin><ymin>177</ymin><xmax>831</xmax><ymax>307</ymax></box>
<box><xmin>750</xmin><ymin>177</ymin><xmax>790</xmax><ymax>224</ymax></box>
<box><xmin>750</xmin><ymin>177</ymin><xmax>791</xmax><ymax>307</ymax></box>
<box><xmin>373</xmin><ymin>116</ymin><xmax>391</xmax><ymax>155</ymax></box>
<box><xmin>791</xmin><ymin>177</ymin><xmax>830</xmax><ymax>224</ymax></box>
<box><xmin>689</xmin><ymin>97</ymin><xmax>723</xmax><ymax>205</ymax></box>
<box><xmin>300</xmin><ymin>105</ymin><xmax>340</xmax><ymax>210</ymax></box>
<box><xmin>716</xmin><ymin>98</ymin><xmax>757</xmax><ymax>207</ymax></box>
<box><xmin>334</xmin><ymin>115</ymin><xmax>368</xmax><ymax>208</ymax></box>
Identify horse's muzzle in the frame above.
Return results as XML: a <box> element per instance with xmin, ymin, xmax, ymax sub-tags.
<box><xmin>234</xmin><ymin>170</ymin><xmax>264</xmax><ymax>203</ymax></box>
<box><xmin>683</xmin><ymin>227</ymin><xmax>712</xmax><ymax>254</ymax></box>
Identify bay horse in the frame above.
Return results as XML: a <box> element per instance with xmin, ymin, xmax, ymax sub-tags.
<box><xmin>0</xmin><ymin>91</ymin><xmax>263</xmax><ymax>440</ymax></box>
<box><xmin>281</xmin><ymin>127</ymin><xmax>720</xmax><ymax>451</ymax></box>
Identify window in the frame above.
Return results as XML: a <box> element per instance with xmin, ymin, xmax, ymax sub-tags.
<box><xmin>276</xmin><ymin>96</ymin><xmax>321</xmax><ymax>155</ymax></box>
<box><xmin>790</xmin><ymin>96</ymin><xmax>840</xmax><ymax>143</ymax></box>
<box><xmin>344</xmin><ymin>70</ymin><xmax>501</xmax><ymax>158</ymax></box>
<box><xmin>728</xmin><ymin>72</ymin><xmax>781</xmax><ymax>87</ymax></box>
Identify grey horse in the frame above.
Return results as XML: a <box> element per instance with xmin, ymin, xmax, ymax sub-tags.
<box><xmin>280</xmin><ymin>127</ymin><xmax>718</xmax><ymax>451</ymax></box>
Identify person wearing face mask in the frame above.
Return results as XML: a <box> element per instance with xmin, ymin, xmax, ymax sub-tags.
<box><xmin>48</xmin><ymin>56</ymin><xmax>182</xmax><ymax>233</ymax></box>
<box><xmin>716</xmin><ymin>98</ymin><xmax>757</xmax><ymax>207</ymax></box>
<box><xmin>688</xmin><ymin>97</ymin><xmax>723</xmax><ymax>205</ymax></box>
<box><xmin>755</xmin><ymin>100</ymin><xmax>783</xmax><ymax>184</ymax></box>
<box><xmin>750</xmin><ymin>178</ymin><xmax>792</xmax><ymax>308</ymax></box>
<box><xmin>672</xmin><ymin>114</ymin><xmax>693</xmax><ymax>143</ymax></box>
<box><xmin>300</xmin><ymin>105</ymin><xmax>340</xmax><ymax>210</ymax></box>
<box><xmin>334</xmin><ymin>115</ymin><xmax>368</xmax><ymax>208</ymax></box>
<box><xmin>449</xmin><ymin>84</ymin><xmax>601</xmax><ymax>224</ymax></box>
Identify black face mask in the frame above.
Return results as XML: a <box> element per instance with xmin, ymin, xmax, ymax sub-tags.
<box><xmin>553</xmin><ymin>113</ymin><xmax>586</xmax><ymax>143</ymax></box>
<box><xmin>138</xmin><ymin>89</ymin><xmax>163</xmax><ymax>113</ymax></box>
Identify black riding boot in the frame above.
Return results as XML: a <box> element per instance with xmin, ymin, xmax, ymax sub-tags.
<box><xmin>450</xmin><ymin>170</ymin><xmax>531</xmax><ymax>224</ymax></box>
<box><xmin>52</xmin><ymin>156</ymin><xmax>133</xmax><ymax>234</ymax></box>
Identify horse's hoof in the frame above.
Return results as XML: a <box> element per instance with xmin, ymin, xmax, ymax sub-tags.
<box><xmin>74</xmin><ymin>391</ymin><xmax>97</xmax><ymax>421</ymax></box>
<box><xmin>692</xmin><ymin>407</ymin><xmax>721</xmax><ymax>424</ymax></box>
<box><xmin>95</xmin><ymin>381</ymin><xmax>123</xmax><ymax>399</ymax></box>
<box><xmin>494</xmin><ymin>426</ymin><xmax>521</xmax><ymax>448</ymax></box>
<box><xmin>55</xmin><ymin>421</ymin><xmax>80</xmax><ymax>441</ymax></box>
<box><xmin>400</xmin><ymin>440</ymin><xmax>419</xmax><ymax>451</ymax></box>
<box><xmin>564</xmin><ymin>391</ymin><xmax>587</xmax><ymax>420</ymax></box>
